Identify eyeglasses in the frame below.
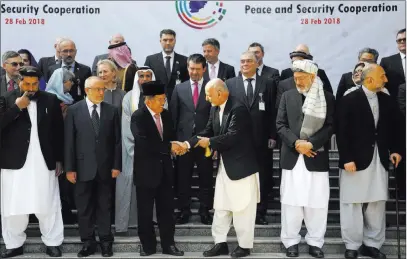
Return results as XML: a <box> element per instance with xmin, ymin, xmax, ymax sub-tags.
<box><xmin>89</xmin><ymin>87</ymin><xmax>105</xmax><ymax>92</ymax></box>
<box><xmin>60</xmin><ymin>49</ymin><xmax>76</xmax><ymax>54</ymax></box>
<box><xmin>396</xmin><ymin>38</ymin><xmax>406</xmax><ymax>44</ymax></box>
<box><xmin>5</xmin><ymin>62</ymin><xmax>24</xmax><ymax>67</ymax></box>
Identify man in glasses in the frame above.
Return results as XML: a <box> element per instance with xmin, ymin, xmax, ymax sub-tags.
<box><xmin>336</xmin><ymin>48</ymin><xmax>379</xmax><ymax>102</ymax></box>
<box><xmin>1</xmin><ymin>51</ymin><xmax>24</xmax><ymax>96</ymax></box>
<box><xmin>46</xmin><ymin>38</ymin><xmax>91</xmax><ymax>103</ymax></box>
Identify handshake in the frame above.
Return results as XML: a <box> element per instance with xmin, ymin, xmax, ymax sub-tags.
<box><xmin>170</xmin><ymin>137</ymin><xmax>211</xmax><ymax>156</ymax></box>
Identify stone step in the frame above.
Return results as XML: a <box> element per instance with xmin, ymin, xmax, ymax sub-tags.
<box><xmin>6</xmin><ymin>252</ymin><xmax>404</xmax><ymax>259</ymax></box>
<box><xmin>25</xmin><ymin>223</ymin><xmax>406</xmax><ymax>239</ymax></box>
<box><xmin>2</xmin><ymin>236</ymin><xmax>404</xmax><ymax>255</ymax></box>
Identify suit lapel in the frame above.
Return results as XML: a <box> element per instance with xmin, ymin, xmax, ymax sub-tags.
<box><xmin>395</xmin><ymin>54</ymin><xmax>404</xmax><ymax>78</ymax></box>
<box><xmin>196</xmin><ymin>80</ymin><xmax>208</xmax><ymax>110</ymax></box>
<box><xmin>99</xmin><ymin>102</ymin><xmax>108</xmax><ymax>136</ymax></box>
<box><xmin>182</xmin><ymin>81</ymin><xmax>195</xmax><ymax>111</ymax></box>
<box><xmin>155</xmin><ymin>53</ymin><xmax>168</xmax><ymax>82</ymax></box>
<box><xmin>220</xmin><ymin>99</ymin><xmax>232</xmax><ymax>134</ymax></box>
<box><xmin>142</xmin><ymin>105</ymin><xmax>163</xmax><ymax>141</ymax></box>
<box><xmin>358</xmin><ymin>88</ymin><xmax>376</xmax><ymax>129</ymax></box>
<box><xmin>213</xmin><ymin>107</ymin><xmax>221</xmax><ymax>136</ymax></box>
<box><xmin>236</xmin><ymin>78</ymin><xmax>250</xmax><ymax>108</ymax></box>
<box><xmin>218</xmin><ymin>62</ymin><xmax>225</xmax><ymax>80</ymax></box>
<box><xmin>80</xmin><ymin>100</ymin><xmax>96</xmax><ymax>139</ymax></box>
<box><xmin>292</xmin><ymin>90</ymin><xmax>304</xmax><ymax>123</ymax></box>
<box><xmin>251</xmin><ymin>75</ymin><xmax>264</xmax><ymax>108</ymax></box>
<box><xmin>162</xmin><ymin>110</ymin><xmax>172</xmax><ymax>141</ymax></box>
<box><xmin>36</xmin><ymin>92</ymin><xmax>46</xmax><ymax>125</ymax></box>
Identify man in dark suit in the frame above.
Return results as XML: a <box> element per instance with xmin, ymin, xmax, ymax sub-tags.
<box><xmin>202</xmin><ymin>38</ymin><xmax>235</xmax><ymax>81</ymax></box>
<box><xmin>131</xmin><ymin>81</ymin><xmax>184</xmax><ymax>257</ymax></box>
<box><xmin>144</xmin><ymin>29</ymin><xmax>189</xmax><ymax>102</ymax></box>
<box><xmin>1</xmin><ymin>51</ymin><xmax>23</xmax><ymax>96</ymax></box>
<box><xmin>380</xmin><ymin>28</ymin><xmax>406</xmax><ymax>99</ymax></box>
<box><xmin>91</xmin><ymin>33</ymin><xmax>124</xmax><ymax>75</ymax></box>
<box><xmin>64</xmin><ymin>76</ymin><xmax>121</xmax><ymax>258</ymax></box>
<box><xmin>276</xmin><ymin>60</ymin><xmax>334</xmax><ymax>258</ymax></box>
<box><xmin>169</xmin><ymin>54</ymin><xmax>213</xmax><ymax>225</ymax></box>
<box><xmin>336</xmin><ymin>48</ymin><xmax>379</xmax><ymax>101</ymax></box>
<box><xmin>0</xmin><ymin>66</ymin><xmax>64</xmax><ymax>258</ymax></box>
<box><xmin>46</xmin><ymin>39</ymin><xmax>92</xmax><ymax>103</ymax></box>
<box><xmin>248</xmin><ymin>42</ymin><xmax>280</xmax><ymax>84</ymax></box>
<box><xmin>397</xmin><ymin>82</ymin><xmax>406</xmax><ymax>200</ymax></box>
<box><xmin>336</xmin><ymin>64</ymin><xmax>402</xmax><ymax>259</ymax></box>
<box><xmin>226</xmin><ymin>51</ymin><xmax>277</xmax><ymax>225</ymax></box>
<box><xmin>185</xmin><ymin>78</ymin><xmax>259</xmax><ymax>258</ymax></box>
<box><xmin>280</xmin><ymin>44</ymin><xmax>332</xmax><ymax>93</ymax></box>
<box><xmin>37</xmin><ymin>37</ymin><xmax>63</xmax><ymax>80</ymax></box>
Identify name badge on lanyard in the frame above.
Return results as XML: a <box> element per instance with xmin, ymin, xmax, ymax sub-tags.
<box><xmin>259</xmin><ymin>93</ymin><xmax>265</xmax><ymax>111</ymax></box>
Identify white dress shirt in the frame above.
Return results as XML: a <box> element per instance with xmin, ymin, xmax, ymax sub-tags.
<box><xmin>242</xmin><ymin>74</ymin><xmax>256</xmax><ymax>96</ymax></box>
<box><xmin>85</xmin><ymin>97</ymin><xmax>101</xmax><ymax>117</ymax></box>
<box><xmin>162</xmin><ymin>51</ymin><xmax>175</xmax><ymax>72</ymax></box>
<box><xmin>219</xmin><ymin>99</ymin><xmax>227</xmax><ymax>125</ymax></box>
<box><xmin>190</xmin><ymin>77</ymin><xmax>204</xmax><ymax>97</ymax></box>
<box><xmin>400</xmin><ymin>52</ymin><xmax>406</xmax><ymax>77</ymax></box>
<box><xmin>208</xmin><ymin>60</ymin><xmax>220</xmax><ymax>79</ymax></box>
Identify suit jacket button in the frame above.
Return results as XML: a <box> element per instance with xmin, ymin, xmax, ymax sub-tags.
<box><xmin>27</xmin><ymin>140</ymin><xmax>29</xmax><ymax>143</ymax></box>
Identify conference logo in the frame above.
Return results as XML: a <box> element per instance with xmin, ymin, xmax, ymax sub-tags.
<box><xmin>175</xmin><ymin>1</ymin><xmax>226</xmax><ymax>29</ymax></box>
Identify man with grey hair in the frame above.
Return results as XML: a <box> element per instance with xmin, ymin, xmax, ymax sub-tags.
<box><xmin>46</xmin><ymin>38</ymin><xmax>91</xmax><ymax>103</ymax></box>
<box><xmin>184</xmin><ymin>78</ymin><xmax>259</xmax><ymax>257</ymax></box>
<box><xmin>336</xmin><ymin>47</ymin><xmax>379</xmax><ymax>101</ymax></box>
<box><xmin>227</xmin><ymin>51</ymin><xmax>277</xmax><ymax>225</ymax></box>
<box><xmin>202</xmin><ymin>38</ymin><xmax>235</xmax><ymax>81</ymax></box>
<box><xmin>276</xmin><ymin>59</ymin><xmax>335</xmax><ymax>258</ymax></box>
<box><xmin>37</xmin><ymin>37</ymin><xmax>65</xmax><ymax>80</ymax></box>
<box><xmin>336</xmin><ymin>63</ymin><xmax>401</xmax><ymax>259</ymax></box>
<box><xmin>1</xmin><ymin>51</ymin><xmax>23</xmax><ymax>96</ymax></box>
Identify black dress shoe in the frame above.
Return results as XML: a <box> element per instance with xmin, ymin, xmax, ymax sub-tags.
<box><xmin>0</xmin><ymin>246</ymin><xmax>23</xmax><ymax>258</ymax></box>
<box><xmin>309</xmin><ymin>245</ymin><xmax>324</xmax><ymax>258</ymax></box>
<box><xmin>360</xmin><ymin>244</ymin><xmax>386</xmax><ymax>259</ymax></box>
<box><xmin>162</xmin><ymin>245</ymin><xmax>184</xmax><ymax>256</ymax></box>
<box><xmin>203</xmin><ymin>242</ymin><xmax>229</xmax><ymax>257</ymax></box>
<box><xmin>77</xmin><ymin>244</ymin><xmax>96</xmax><ymax>257</ymax></box>
<box><xmin>139</xmin><ymin>245</ymin><xmax>156</xmax><ymax>256</ymax></box>
<box><xmin>286</xmin><ymin>244</ymin><xmax>299</xmax><ymax>257</ymax></box>
<box><xmin>344</xmin><ymin>249</ymin><xmax>358</xmax><ymax>259</ymax></box>
<box><xmin>230</xmin><ymin>246</ymin><xmax>250</xmax><ymax>258</ymax></box>
<box><xmin>255</xmin><ymin>214</ymin><xmax>268</xmax><ymax>225</ymax></box>
<box><xmin>46</xmin><ymin>246</ymin><xmax>62</xmax><ymax>257</ymax></box>
<box><xmin>100</xmin><ymin>243</ymin><xmax>113</xmax><ymax>257</ymax></box>
<box><xmin>176</xmin><ymin>210</ymin><xmax>191</xmax><ymax>224</ymax></box>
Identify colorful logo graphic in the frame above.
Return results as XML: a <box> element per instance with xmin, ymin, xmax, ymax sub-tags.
<box><xmin>175</xmin><ymin>1</ymin><xmax>226</xmax><ymax>29</ymax></box>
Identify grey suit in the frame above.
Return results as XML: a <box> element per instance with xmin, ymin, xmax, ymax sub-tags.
<box><xmin>0</xmin><ymin>75</ymin><xmax>7</xmax><ymax>97</ymax></box>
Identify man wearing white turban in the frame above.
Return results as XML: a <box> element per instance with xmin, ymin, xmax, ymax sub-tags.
<box><xmin>276</xmin><ymin>59</ymin><xmax>335</xmax><ymax>258</ymax></box>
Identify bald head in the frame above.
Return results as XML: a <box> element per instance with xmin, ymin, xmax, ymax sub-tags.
<box><xmin>85</xmin><ymin>76</ymin><xmax>103</xmax><ymax>88</ymax></box>
<box><xmin>294</xmin><ymin>44</ymin><xmax>310</xmax><ymax>55</ymax></box>
<box><xmin>206</xmin><ymin>78</ymin><xmax>228</xmax><ymax>92</ymax></box>
<box><xmin>205</xmin><ymin>78</ymin><xmax>229</xmax><ymax>106</ymax></box>
<box><xmin>85</xmin><ymin>76</ymin><xmax>105</xmax><ymax>104</ymax></box>
<box><xmin>58</xmin><ymin>39</ymin><xmax>77</xmax><ymax>65</ymax></box>
<box><xmin>109</xmin><ymin>34</ymin><xmax>125</xmax><ymax>45</ymax></box>
<box><xmin>361</xmin><ymin>63</ymin><xmax>388</xmax><ymax>92</ymax></box>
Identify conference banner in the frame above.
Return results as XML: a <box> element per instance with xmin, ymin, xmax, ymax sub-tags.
<box><xmin>1</xmin><ymin>1</ymin><xmax>405</xmax><ymax>92</ymax></box>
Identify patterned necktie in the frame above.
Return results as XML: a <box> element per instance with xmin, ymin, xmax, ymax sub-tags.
<box><xmin>165</xmin><ymin>56</ymin><xmax>171</xmax><ymax>81</ymax></box>
<box><xmin>91</xmin><ymin>104</ymin><xmax>100</xmax><ymax>136</ymax></box>
<box><xmin>210</xmin><ymin>64</ymin><xmax>216</xmax><ymax>79</ymax></box>
<box><xmin>193</xmin><ymin>82</ymin><xmax>199</xmax><ymax>108</ymax></box>
<box><xmin>154</xmin><ymin>113</ymin><xmax>163</xmax><ymax>140</ymax></box>
<box><xmin>7</xmin><ymin>80</ymin><xmax>14</xmax><ymax>92</ymax></box>
<box><xmin>246</xmin><ymin>78</ymin><xmax>254</xmax><ymax>104</ymax></box>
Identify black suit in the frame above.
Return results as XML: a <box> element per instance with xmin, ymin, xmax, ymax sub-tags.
<box><xmin>0</xmin><ymin>90</ymin><xmax>64</xmax><ymax>170</ymax></box>
<box><xmin>0</xmin><ymin>75</ymin><xmax>7</xmax><ymax>97</ymax></box>
<box><xmin>380</xmin><ymin>53</ymin><xmax>405</xmax><ymax>99</ymax></box>
<box><xmin>144</xmin><ymin>52</ymin><xmax>189</xmax><ymax>102</ymax></box>
<box><xmin>280</xmin><ymin>68</ymin><xmax>333</xmax><ymax>94</ymax></box>
<box><xmin>397</xmin><ymin>83</ymin><xmax>406</xmax><ymax>198</ymax></box>
<box><xmin>131</xmin><ymin>106</ymin><xmax>176</xmax><ymax>251</ymax></box>
<box><xmin>203</xmin><ymin>61</ymin><xmax>235</xmax><ymax>81</ymax></box>
<box><xmin>260</xmin><ymin>65</ymin><xmax>280</xmax><ymax>85</ymax></box>
<box><xmin>189</xmin><ymin>97</ymin><xmax>259</xmax><ymax>181</ymax></box>
<box><xmin>336</xmin><ymin>72</ymin><xmax>355</xmax><ymax>102</ymax></box>
<box><xmin>37</xmin><ymin>56</ymin><xmax>59</xmax><ymax>80</ymax></box>
<box><xmin>276</xmin><ymin>89</ymin><xmax>335</xmax><ymax>171</ymax></box>
<box><xmin>226</xmin><ymin>75</ymin><xmax>277</xmax><ymax>214</ymax></box>
<box><xmin>46</xmin><ymin>62</ymin><xmax>92</xmax><ymax>103</ymax></box>
<box><xmin>170</xmin><ymin>80</ymin><xmax>213</xmax><ymax>210</ymax></box>
<box><xmin>64</xmin><ymin>100</ymin><xmax>121</xmax><ymax>243</ymax></box>
<box><xmin>336</xmin><ymin>88</ymin><xmax>401</xmax><ymax>170</ymax></box>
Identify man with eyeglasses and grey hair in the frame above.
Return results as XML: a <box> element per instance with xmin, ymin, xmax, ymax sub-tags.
<box><xmin>336</xmin><ymin>48</ymin><xmax>379</xmax><ymax>102</ymax></box>
<box><xmin>46</xmin><ymin>39</ymin><xmax>91</xmax><ymax>103</ymax></box>
<box><xmin>1</xmin><ymin>51</ymin><xmax>23</xmax><ymax>96</ymax></box>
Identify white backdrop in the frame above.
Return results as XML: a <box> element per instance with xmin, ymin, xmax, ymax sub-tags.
<box><xmin>1</xmin><ymin>1</ymin><xmax>405</xmax><ymax>93</ymax></box>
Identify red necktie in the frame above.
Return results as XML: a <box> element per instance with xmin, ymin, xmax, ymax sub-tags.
<box><xmin>193</xmin><ymin>82</ymin><xmax>199</xmax><ymax>108</ymax></box>
<box><xmin>154</xmin><ymin>114</ymin><xmax>163</xmax><ymax>140</ymax></box>
<box><xmin>7</xmin><ymin>80</ymin><xmax>14</xmax><ymax>92</ymax></box>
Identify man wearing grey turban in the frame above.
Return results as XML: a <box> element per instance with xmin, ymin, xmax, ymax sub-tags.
<box><xmin>276</xmin><ymin>59</ymin><xmax>335</xmax><ymax>258</ymax></box>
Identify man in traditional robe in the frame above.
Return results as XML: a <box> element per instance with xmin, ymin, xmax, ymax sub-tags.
<box><xmin>115</xmin><ymin>66</ymin><xmax>156</xmax><ymax>234</ymax></box>
<box><xmin>0</xmin><ymin>66</ymin><xmax>64</xmax><ymax>258</ymax></box>
<box><xmin>184</xmin><ymin>78</ymin><xmax>260</xmax><ymax>258</ymax></box>
<box><xmin>130</xmin><ymin>81</ymin><xmax>184</xmax><ymax>256</ymax></box>
<box><xmin>337</xmin><ymin>63</ymin><xmax>402</xmax><ymax>259</ymax></box>
<box><xmin>276</xmin><ymin>60</ymin><xmax>334</xmax><ymax>258</ymax></box>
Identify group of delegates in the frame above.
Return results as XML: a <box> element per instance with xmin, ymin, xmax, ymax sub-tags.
<box><xmin>0</xmin><ymin>27</ymin><xmax>405</xmax><ymax>259</ymax></box>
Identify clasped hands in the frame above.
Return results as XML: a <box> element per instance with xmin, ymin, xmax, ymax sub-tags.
<box><xmin>295</xmin><ymin>139</ymin><xmax>316</xmax><ymax>158</ymax></box>
<box><xmin>171</xmin><ymin>141</ymin><xmax>188</xmax><ymax>156</ymax></box>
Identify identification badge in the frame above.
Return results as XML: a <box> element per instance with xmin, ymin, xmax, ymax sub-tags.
<box><xmin>259</xmin><ymin>93</ymin><xmax>265</xmax><ymax>111</ymax></box>
<box><xmin>176</xmin><ymin>79</ymin><xmax>181</xmax><ymax>85</ymax></box>
<box><xmin>77</xmin><ymin>86</ymin><xmax>81</xmax><ymax>96</ymax></box>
